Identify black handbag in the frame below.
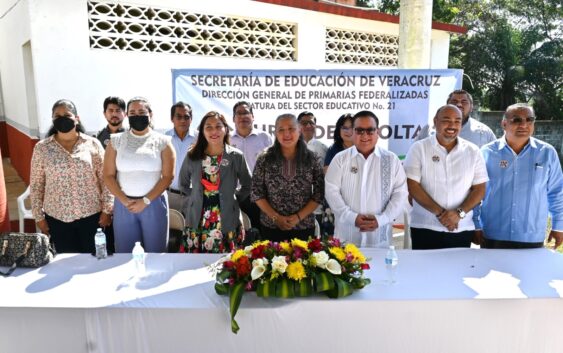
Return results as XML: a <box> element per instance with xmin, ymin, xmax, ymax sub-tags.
<box><xmin>0</xmin><ymin>232</ymin><xmax>56</xmax><ymax>277</ymax></box>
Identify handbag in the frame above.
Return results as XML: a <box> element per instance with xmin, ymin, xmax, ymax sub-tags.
<box><xmin>0</xmin><ymin>232</ymin><xmax>56</xmax><ymax>277</ymax></box>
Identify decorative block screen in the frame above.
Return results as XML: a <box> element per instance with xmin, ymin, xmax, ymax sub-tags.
<box><xmin>87</xmin><ymin>1</ymin><xmax>297</xmax><ymax>61</ymax></box>
<box><xmin>325</xmin><ymin>28</ymin><xmax>398</xmax><ymax>67</ymax></box>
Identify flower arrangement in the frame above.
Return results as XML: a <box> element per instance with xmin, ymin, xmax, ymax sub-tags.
<box><xmin>212</xmin><ymin>237</ymin><xmax>371</xmax><ymax>333</ymax></box>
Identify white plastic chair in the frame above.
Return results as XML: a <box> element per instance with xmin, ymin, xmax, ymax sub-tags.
<box><xmin>314</xmin><ymin>218</ymin><xmax>320</xmax><ymax>238</ymax></box>
<box><xmin>169</xmin><ymin>209</ymin><xmax>185</xmax><ymax>231</ymax></box>
<box><xmin>17</xmin><ymin>186</ymin><xmax>34</xmax><ymax>232</ymax></box>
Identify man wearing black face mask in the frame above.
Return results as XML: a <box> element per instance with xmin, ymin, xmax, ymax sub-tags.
<box><xmin>96</xmin><ymin>96</ymin><xmax>126</xmax><ymax>149</ymax></box>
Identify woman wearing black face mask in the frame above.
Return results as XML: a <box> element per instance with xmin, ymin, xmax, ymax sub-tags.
<box><xmin>103</xmin><ymin>97</ymin><xmax>176</xmax><ymax>253</ymax></box>
<box><xmin>29</xmin><ymin>99</ymin><xmax>114</xmax><ymax>253</ymax></box>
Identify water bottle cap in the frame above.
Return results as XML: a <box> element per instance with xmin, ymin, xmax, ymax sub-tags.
<box><xmin>96</xmin><ymin>228</ymin><xmax>102</xmax><ymax>232</ymax></box>
<box><xmin>389</xmin><ymin>245</ymin><xmax>395</xmax><ymax>250</ymax></box>
<box><xmin>135</xmin><ymin>241</ymin><xmax>141</xmax><ymax>245</ymax></box>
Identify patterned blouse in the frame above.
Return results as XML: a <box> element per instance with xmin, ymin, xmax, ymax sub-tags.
<box><xmin>251</xmin><ymin>153</ymin><xmax>324</xmax><ymax>229</ymax></box>
<box><xmin>30</xmin><ymin>134</ymin><xmax>113</xmax><ymax>222</ymax></box>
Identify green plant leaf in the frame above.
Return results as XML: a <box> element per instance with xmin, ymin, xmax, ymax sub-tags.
<box><xmin>314</xmin><ymin>272</ymin><xmax>335</xmax><ymax>292</ymax></box>
<box><xmin>229</xmin><ymin>281</ymin><xmax>245</xmax><ymax>334</ymax></box>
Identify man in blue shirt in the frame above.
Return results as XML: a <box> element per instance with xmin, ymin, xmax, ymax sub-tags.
<box><xmin>165</xmin><ymin>101</ymin><xmax>195</xmax><ymax>211</ymax></box>
<box><xmin>475</xmin><ymin>103</ymin><xmax>563</xmax><ymax>249</ymax></box>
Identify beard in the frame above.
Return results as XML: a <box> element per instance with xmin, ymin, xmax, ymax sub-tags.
<box><xmin>109</xmin><ymin>119</ymin><xmax>122</xmax><ymax>127</ymax></box>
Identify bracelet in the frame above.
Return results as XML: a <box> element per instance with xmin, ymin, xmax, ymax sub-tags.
<box><xmin>270</xmin><ymin>214</ymin><xmax>278</xmax><ymax>223</ymax></box>
<box><xmin>436</xmin><ymin>208</ymin><xmax>446</xmax><ymax>218</ymax></box>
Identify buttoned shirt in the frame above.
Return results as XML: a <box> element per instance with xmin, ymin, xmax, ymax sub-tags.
<box><xmin>404</xmin><ymin>135</ymin><xmax>489</xmax><ymax>232</ymax></box>
<box><xmin>416</xmin><ymin>117</ymin><xmax>496</xmax><ymax>148</ymax></box>
<box><xmin>230</xmin><ymin>129</ymin><xmax>272</xmax><ymax>173</ymax></box>
<box><xmin>306</xmin><ymin>138</ymin><xmax>328</xmax><ymax>163</ymax></box>
<box><xmin>165</xmin><ymin>129</ymin><xmax>195</xmax><ymax>190</ymax></box>
<box><xmin>475</xmin><ymin>136</ymin><xmax>563</xmax><ymax>242</ymax></box>
<box><xmin>325</xmin><ymin>146</ymin><xmax>408</xmax><ymax>248</ymax></box>
<box><xmin>30</xmin><ymin>134</ymin><xmax>113</xmax><ymax>222</ymax></box>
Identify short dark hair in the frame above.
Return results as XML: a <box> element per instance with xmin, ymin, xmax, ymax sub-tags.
<box><xmin>232</xmin><ymin>101</ymin><xmax>253</xmax><ymax>117</ymax></box>
<box><xmin>352</xmin><ymin>110</ymin><xmax>379</xmax><ymax>129</ymax></box>
<box><xmin>127</xmin><ymin>96</ymin><xmax>152</xmax><ymax>114</ymax></box>
<box><xmin>297</xmin><ymin>111</ymin><xmax>316</xmax><ymax>124</ymax></box>
<box><xmin>188</xmin><ymin>111</ymin><xmax>231</xmax><ymax>161</ymax></box>
<box><xmin>447</xmin><ymin>89</ymin><xmax>473</xmax><ymax>105</ymax></box>
<box><xmin>170</xmin><ymin>101</ymin><xmax>192</xmax><ymax>119</ymax></box>
<box><xmin>333</xmin><ymin>113</ymin><xmax>353</xmax><ymax>148</ymax></box>
<box><xmin>103</xmin><ymin>96</ymin><xmax>126</xmax><ymax>112</ymax></box>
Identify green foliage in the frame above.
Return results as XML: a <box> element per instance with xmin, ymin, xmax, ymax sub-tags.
<box><xmin>377</xmin><ymin>0</ymin><xmax>563</xmax><ymax>119</ymax></box>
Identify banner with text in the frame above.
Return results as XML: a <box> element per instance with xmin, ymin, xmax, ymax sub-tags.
<box><xmin>172</xmin><ymin>69</ymin><xmax>462</xmax><ymax>157</ymax></box>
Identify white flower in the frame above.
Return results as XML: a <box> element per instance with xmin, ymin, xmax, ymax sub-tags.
<box><xmin>271</xmin><ymin>256</ymin><xmax>288</xmax><ymax>274</ymax></box>
<box><xmin>252</xmin><ymin>258</ymin><xmax>265</xmax><ymax>268</ymax></box>
<box><xmin>251</xmin><ymin>265</ymin><xmax>266</xmax><ymax>280</ymax></box>
<box><xmin>244</xmin><ymin>245</ymin><xmax>253</xmax><ymax>254</ymax></box>
<box><xmin>209</xmin><ymin>229</ymin><xmax>223</xmax><ymax>240</ymax></box>
<box><xmin>203</xmin><ymin>210</ymin><xmax>211</xmax><ymax>219</ymax></box>
<box><xmin>326</xmin><ymin>259</ymin><xmax>342</xmax><ymax>275</ymax></box>
<box><xmin>312</xmin><ymin>251</ymin><xmax>329</xmax><ymax>269</ymax></box>
<box><xmin>204</xmin><ymin>238</ymin><xmax>214</xmax><ymax>251</ymax></box>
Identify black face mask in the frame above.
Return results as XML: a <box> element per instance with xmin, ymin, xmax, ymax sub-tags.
<box><xmin>129</xmin><ymin>115</ymin><xmax>150</xmax><ymax>131</ymax></box>
<box><xmin>53</xmin><ymin>116</ymin><xmax>76</xmax><ymax>133</ymax></box>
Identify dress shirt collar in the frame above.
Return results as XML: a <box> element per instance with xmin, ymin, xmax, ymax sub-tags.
<box><xmin>232</xmin><ymin>129</ymin><xmax>258</xmax><ymax>138</ymax></box>
<box><xmin>350</xmin><ymin>145</ymin><xmax>381</xmax><ymax>160</ymax></box>
<box><xmin>497</xmin><ymin>135</ymin><xmax>537</xmax><ymax>152</ymax></box>
<box><xmin>430</xmin><ymin>134</ymin><xmax>462</xmax><ymax>153</ymax></box>
<box><xmin>166</xmin><ymin>128</ymin><xmax>193</xmax><ymax>141</ymax></box>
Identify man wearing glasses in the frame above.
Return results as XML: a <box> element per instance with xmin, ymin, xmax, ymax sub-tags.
<box><xmin>165</xmin><ymin>101</ymin><xmax>195</xmax><ymax>211</ymax></box>
<box><xmin>325</xmin><ymin>111</ymin><xmax>407</xmax><ymax>248</ymax></box>
<box><xmin>405</xmin><ymin>105</ymin><xmax>488</xmax><ymax>249</ymax></box>
<box><xmin>474</xmin><ymin>103</ymin><xmax>563</xmax><ymax>249</ymax></box>
<box><xmin>297</xmin><ymin>111</ymin><xmax>328</xmax><ymax>163</ymax></box>
<box><xmin>416</xmin><ymin>89</ymin><xmax>496</xmax><ymax>148</ymax></box>
<box><xmin>230</xmin><ymin>101</ymin><xmax>273</xmax><ymax>230</ymax></box>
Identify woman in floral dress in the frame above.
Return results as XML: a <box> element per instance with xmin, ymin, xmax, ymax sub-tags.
<box><xmin>179</xmin><ymin>111</ymin><xmax>251</xmax><ymax>253</ymax></box>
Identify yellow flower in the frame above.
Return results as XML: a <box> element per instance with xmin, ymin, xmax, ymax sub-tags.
<box><xmin>291</xmin><ymin>238</ymin><xmax>309</xmax><ymax>250</ymax></box>
<box><xmin>286</xmin><ymin>261</ymin><xmax>307</xmax><ymax>281</ymax></box>
<box><xmin>280</xmin><ymin>242</ymin><xmax>292</xmax><ymax>254</ymax></box>
<box><xmin>252</xmin><ymin>240</ymin><xmax>270</xmax><ymax>248</ymax></box>
<box><xmin>329</xmin><ymin>247</ymin><xmax>346</xmax><ymax>261</ymax></box>
<box><xmin>345</xmin><ymin>243</ymin><xmax>366</xmax><ymax>263</ymax></box>
<box><xmin>231</xmin><ymin>249</ymin><xmax>246</xmax><ymax>262</ymax></box>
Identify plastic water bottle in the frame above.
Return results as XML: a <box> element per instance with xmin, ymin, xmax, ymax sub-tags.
<box><xmin>132</xmin><ymin>242</ymin><xmax>146</xmax><ymax>276</ymax></box>
<box><xmin>94</xmin><ymin>228</ymin><xmax>107</xmax><ymax>259</ymax></box>
<box><xmin>385</xmin><ymin>245</ymin><xmax>398</xmax><ymax>284</ymax></box>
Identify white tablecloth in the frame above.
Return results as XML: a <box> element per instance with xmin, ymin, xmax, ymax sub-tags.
<box><xmin>1</xmin><ymin>248</ymin><xmax>563</xmax><ymax>353</ymax></box>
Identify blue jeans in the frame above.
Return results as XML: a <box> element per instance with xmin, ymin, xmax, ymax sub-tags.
<box><xmin>113</xmin><ymin>194</ymin><xmax>169</xmax><ymax>253</ymax></box>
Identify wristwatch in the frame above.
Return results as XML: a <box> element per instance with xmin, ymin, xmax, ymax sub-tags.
<box><xmin>456</xmin><ymin>208</ymin><xmax>466</xmax><ymax>219</ymax></box>
<box><xmin>142</xmin><ymin>196</ymin><xmax>151</xmax><ymax>205</ymax></box>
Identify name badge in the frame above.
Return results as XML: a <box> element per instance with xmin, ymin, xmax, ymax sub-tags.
<box><xmin>499</xmin><ymin>160</ymin><xmax>508</xmax><ymax>168</ymax></box>
<box><xmin>220</xmin><ymin>159</ymin><xmax>230</xmax><ymax>167</ymax></box>
<box><xmin>432</xmin><ymin>155</ymin><xmax>440</xmax><ymax>162</ymax></box>
<box><xmin>350</xmin><ymin>166</ymin><xmax>358</xmax><ymax>174</ymax></box>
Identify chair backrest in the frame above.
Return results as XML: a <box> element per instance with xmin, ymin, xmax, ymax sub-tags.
<box><xmin>17</xmin><ymin>186</ymin><xmax>31</xmax><ymax>217</ymax></box>
<box><xmin>169</xmin><ymin>209</ymin><xmax>185</xmax><ymax>231</ymax></box>
<box><xmin>240</xmin><ymin>210</ymin><xmax>251</xmax><ymax>230</ymax></box>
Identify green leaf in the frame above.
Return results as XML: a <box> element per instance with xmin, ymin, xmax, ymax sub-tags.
<box><xmin>275</xmin><ymin>278</ymin><xmax>295</xmax><ymax>298</ymax></box>
<box><xmin>216</xmin><ymin>270</ymin><xmax>231</xmax><ymax>283</ymax></box>
<box><xmin>215</xmin><ymin>282</ymin><xmax>229</xmax><ymax>295</ymax></box>
<box><xmin>256</xmin><ymin>279</ymin><xmax>276</xmax><ymax>298</ymax></box>
<box><xmin>229</xmin><ymin>281</ymin><xmax>245</xmax><ymax>334</ymax></box>
<box><xmin>327</xmin><ymin>277</ymin><xmax>353</xmax><ymax>299</ymax></box>
<box><xmin>314</xmin><ymin>272</ymin><xmax>335</xmax><ymax>292</ymax></box>
<box><xmin>294</xmin><ymin>279</ymin><xmax>313</xmax><ymax>297</ymax></box>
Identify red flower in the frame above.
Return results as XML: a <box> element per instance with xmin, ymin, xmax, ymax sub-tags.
<box><xmin>208</xmin><ymin>211</ymin><xmax>219</xmax><ymax>223</ymax></box>
<box><xmin>224</xmin><ymin>260</ymin><xmax>235</xmax><ymax>269</ymax></box>
<box><xmin>251</xmin><ymin>245</ymin><xmax>266</xmax><ymax>259</ymax></box>
<box><xmin>308</xmin><ymin>238</ymin><xmax>323</xmax><ymax>252</ymax></box>
<box><xmin>235</xmin><ymin>256</ymin><xmax>251</xmax><ymax>277</ymax></box>
<box><xmin>328</xmin><ymin>237</ymin><xmax>341</xmax><ymax>247</ymax></box>
<box><xmin>361</xmin><ymin>263</ymin><xmax>370</xmax><ymax>270</ymax></box>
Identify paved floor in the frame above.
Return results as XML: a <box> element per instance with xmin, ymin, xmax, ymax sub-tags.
<box><xmin>3</xmin><ymin>157</ymin><xmax>27</xmax><ymax>222</ymax></box>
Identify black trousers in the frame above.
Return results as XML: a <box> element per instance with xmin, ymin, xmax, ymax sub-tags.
<box><xmin>411</xmin><ymin>227</ymin><xmax>474</xmax><ymax>250</ymax></box>
<box><xmin>482</xmin><ymin>238</ymin><xmax>543</xmax><ymax>249</ymax></box>
<box><xmin>45</xmin><ymin>212</ymin><xmax>100</xmax><ymax>253</ymax></box>
<box><xmin>239</xmin><ymin>197</ymin><xmax>261</xmax><ymax>230</ymax></box>
<box><xmin>260</xmin><ymin>226</ymin><xmax>315</xmax><ymax>243</ymax></box>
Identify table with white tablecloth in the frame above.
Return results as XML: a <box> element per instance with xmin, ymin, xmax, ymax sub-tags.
<box><xmin>1</xmin><ymin>248</ymin><xmax>563</xmax><ymax>353</ymax></box>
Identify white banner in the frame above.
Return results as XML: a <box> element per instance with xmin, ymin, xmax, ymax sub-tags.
<box><xmin>172</xmin><ymin>69</ymin><xmax>462</xmax><ymax>158</ymax></box>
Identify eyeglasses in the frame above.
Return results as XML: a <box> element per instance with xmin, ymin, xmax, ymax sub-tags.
<box><xmin>299</xmin><ymin>121</ymin><xmax>316</xmax><ymax>126</ymax></box>
<box><xmin>174</xmin><ymin>115</ymin><xmax>191</xmax><ymax>121</ymax></box>
<box><xmin>507</xmin><ymin>116</ymin><xmax>536</xmax><ymax>125</ymax></box>
<box><xmin>354</xmin><ymin>127</ymin><xmax>377</xmax><ymax>135</ymax></box>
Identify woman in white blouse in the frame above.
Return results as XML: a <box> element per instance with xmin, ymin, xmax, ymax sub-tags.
<box><xmin>103</xmin><ymin>97</ymin><xmax>175</xmax><ymax>253</ymax></box>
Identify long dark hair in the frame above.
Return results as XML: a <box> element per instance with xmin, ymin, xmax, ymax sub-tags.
<box><xmin>263</xmin><ymin>113</ymin><xmax>315</xmax><ymax>169</ymax></box>
<box><xmin>47</xmin><ymin>99</ymin><xmax>86</xmax><ymax>137</ymax></box>
<box><xmin>333</xmin><ymin>113</ymin><xmax>353</xmax><ymax>148</ymax></box>
<box><xmin>188</xmin><ymin>111</ymin><xmax>231</xmax><ymax>161</ymax></box>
